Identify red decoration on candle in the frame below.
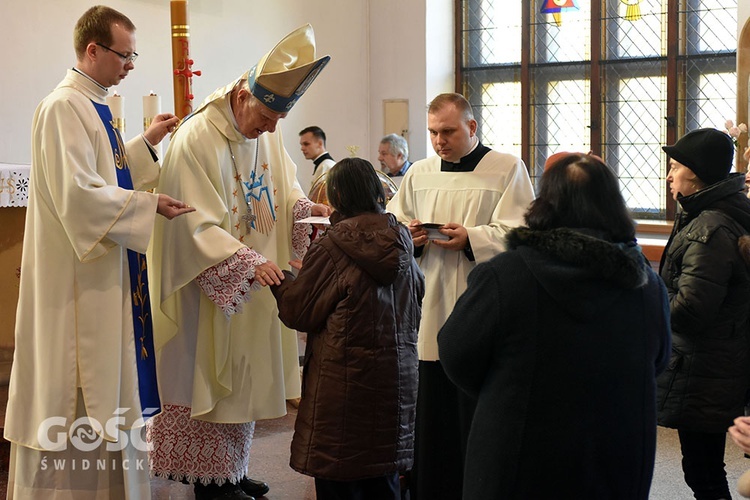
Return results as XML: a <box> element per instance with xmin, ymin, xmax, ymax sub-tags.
<box><xmin>171</xmin><ymin>1</ymin><xmax>202</xmax><ymax>119</ymax></box>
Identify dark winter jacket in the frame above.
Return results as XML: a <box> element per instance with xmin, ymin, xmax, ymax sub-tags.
<box><xmin>657</xmin><ymin>173</ymin><xmax>750</xmax><ymax>432</ymax></box>
<box><xmin>438</xmin><ymin>227</ymin><xmax>671</xmax><ymax>500</ymax></box>
<box><xmin>271</xmin><ymin>211</ymin><xmax>425</xmax><ymax>481</ymax></box>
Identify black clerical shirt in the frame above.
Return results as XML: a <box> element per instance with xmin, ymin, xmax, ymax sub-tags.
<box><xmin>312</xmin><ymin>152</ymin><xmax>334</xmax><ymax>176</ymax></box>
<box><xmin>440</xmin><ymin>143</ymin><xmax>491</xmax><ymax>172</ymax></box>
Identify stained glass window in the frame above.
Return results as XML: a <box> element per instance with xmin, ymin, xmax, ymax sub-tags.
<box><xmin>460</xmin><ymin>0</ymin><xmax>738</xmax><ymax>220</ymax></box>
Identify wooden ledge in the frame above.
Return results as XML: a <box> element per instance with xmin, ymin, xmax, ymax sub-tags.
<box><xmin>635</xmin><ymin>220</ymin><xmax>673</xmax><ymax>235</ymax></box>
<box><xmin>635</xmin><ymin>220</ymin><xmax>671</xmax><ymax>264</ymax></box>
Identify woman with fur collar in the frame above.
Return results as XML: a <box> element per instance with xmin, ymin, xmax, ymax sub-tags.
<box><xmin>438</xmin><ymin>153</ymin><xmax>671</xmax><ymax>499</ymax></box>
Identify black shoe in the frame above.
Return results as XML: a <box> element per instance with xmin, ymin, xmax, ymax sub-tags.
<box><xmin>194</xmin><ymin>481</ymin><xmax>255</xmax><ymax>500</ymax></box>
<box><xmin>239</xmin><ymin>476</ymin><xmax>270</xmax><ymax>497</ymax></box>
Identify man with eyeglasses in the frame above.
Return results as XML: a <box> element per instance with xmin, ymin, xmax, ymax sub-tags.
<box><xmin>95</xmin><ymin>42</ymin><xmax>139</xmax><ymax>64</ymax></box>
<box><xmin>3</xmin><ymin>5</ymin><xmax>193</xmax><ymax>499</ymax></box>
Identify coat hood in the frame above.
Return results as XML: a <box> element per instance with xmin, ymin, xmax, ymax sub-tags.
<box><xmin>326</xmin><ymin>211</ymin><xmax>413</xmax><ymax>286</ymax></box>
<box><xmin>506</xmin><ymin>227</ymin><xmax>650</xmax><ymax>320</ymax></box>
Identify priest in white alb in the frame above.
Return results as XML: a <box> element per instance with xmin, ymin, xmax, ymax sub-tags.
<box><xmin>4</xmin><ymin>6</ymin><xmax>193</xmax><ymax>499</ymax></box>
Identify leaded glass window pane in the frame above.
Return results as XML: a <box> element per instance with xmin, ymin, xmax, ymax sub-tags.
<box><xmin>466</xmin><ymin>0</ymin><xmax>522</xmax><ymax>66</ymax></box>
<box><xmin>608</xmin><ymin>0</ymin><xmax>665</xmax><ymax>58</ymax></box>
<box><xmin>690</xmin><ymin>0</ymin><xmax>738</xmax><ymax>54</ymax></box>
<box><xmin>534</xmin><ymin>2</ymin><xmax>592</xmax><ymax>63</ymax></box>
<box><xmin>479</xmin><ymin>81</ymin><xmax>523</xmax><ymax>158</ymax></box>
<box><xmin>614</xmin><ymin>75</ymin><xmax>667</xmax><ymax>216</ymax></box>
<box><xmin>691</xmin><ymin>72</ymin><xmax>738</xmax><ymax>131</ymax></box>
<box><xmin>459</xmin><ymin>0</ymin><xmax>738</xmax><ymax>220</ymax></box>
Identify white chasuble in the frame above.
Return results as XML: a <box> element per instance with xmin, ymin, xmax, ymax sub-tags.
<box><xmin>5</xmin><ymin>69</ymin><xmax>160</xmax><ymax>499</ymax></box>
<box><xmin>150</xmin><ymin>92</ymin><xmax>306</xmax><ymax>424</ymax></box>
<box><xmin>5</xmin><ymin>69</ymin><xmax>160</xmax><ymax>448</ymax></box>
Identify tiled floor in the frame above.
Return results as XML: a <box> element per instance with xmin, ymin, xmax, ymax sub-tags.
<box><xmin>652</xmin><ymin>427</ymin><xmax>748</xmax><ymax>500</ymax></box>
<box><xmin>2</xmin><ymin>384</ymin><xmax>750</xmax><ymax>499</ymax></box>
<box><xmin>148</xmin><ymin>420</ymin><xmax>750</xmax><ymax>499</ymax></box>
<box><xmin>151</xmin><ymin>401</ymin><xmax>315</xmax><ymax>500</ymax></box>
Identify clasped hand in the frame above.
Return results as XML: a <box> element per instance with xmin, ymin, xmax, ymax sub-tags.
<box><xmin>408</xmin><ymin>219</ymin><xmax>468</xmax><ymax>251</ymax></box>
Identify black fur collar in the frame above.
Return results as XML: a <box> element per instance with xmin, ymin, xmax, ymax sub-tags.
<box><xmin>507</xmin><ymin>227</ymin><xmax>648</xmax><ymax>289</ymax></box>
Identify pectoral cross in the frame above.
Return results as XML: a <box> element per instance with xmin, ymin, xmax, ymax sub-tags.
<box><xmin>241</xmin><ymin>202</ymin><xmax>257</xmax><ymax>232</ymax></box>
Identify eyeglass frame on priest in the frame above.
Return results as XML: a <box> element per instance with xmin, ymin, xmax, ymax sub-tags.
<box><xmin>95</xmin><ymin>42</ymin><xmax>138</xmax><ymax>63</ymax></box>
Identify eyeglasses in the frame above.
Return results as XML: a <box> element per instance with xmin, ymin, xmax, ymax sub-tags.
<box><xmin>95</xmin><ymin>43</ymin><xmax>138</xmax><ymax>63</ymax></box>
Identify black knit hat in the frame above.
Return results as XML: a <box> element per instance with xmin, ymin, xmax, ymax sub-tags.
<box><xmin>662</xmin><ymin>128</ymin><xmax>734</xmax><ymax>186</ymax></box>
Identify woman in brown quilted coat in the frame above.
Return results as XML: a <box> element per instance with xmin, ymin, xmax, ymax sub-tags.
<box><xmin>271</xmin><ymin>157</ymin><xmax>425</xmax><ymax>500</ymax></box>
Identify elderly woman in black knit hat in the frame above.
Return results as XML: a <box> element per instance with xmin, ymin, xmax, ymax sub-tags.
<box><xmin>658</xmin><ymin>128</ymin><xmax>750</xmax><ymax>500</ymax></box>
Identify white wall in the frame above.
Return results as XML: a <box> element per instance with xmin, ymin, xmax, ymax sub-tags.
<box><xmin>0</xmin><ymin>0</ymin><xmax>454</xmax><ymax>189</ymax></box>
<box><xmin>368</xmin><ymin>0</ymin><xmax>427</xmax><ymax>163</ymax></box>
<box><xmin>366</xmin><ymin>0</ymin><xmax>455</xmax><ymax>164</ymax></box>
<box><xmin>425</xmin><ymin>0</ymin><xmax>456</xmax><ymax>156</ymax></box>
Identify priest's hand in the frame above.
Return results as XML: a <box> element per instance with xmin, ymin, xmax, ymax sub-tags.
<box><xmin>408</xmin><ymin>219</ymin><xmax>428</xmax><ymax>248</ymax></box>
<box><xmin>143</xmin><ymin>113</ymin><xmax>180</xmax><ymax>145</ymax></box>
<box><xmin>431</xmin><ymin>222</ymin><xmax>468</xmax><ymax>251</ymax></box>
<box><xmin>156</xmin><ymin>194</ymin><xmax>196</xmax><ymax>219</ymax></box>
<box><xmin>255</xmin><ymin>261</ymin><xmax>284</xmax><ymax>286</ymax></box>
<box><xmin>289</xmin><ymin>259</ymin><xmax>303</xmax><ymax>271</ymax></box>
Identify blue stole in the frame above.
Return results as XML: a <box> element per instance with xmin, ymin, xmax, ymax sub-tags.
<box><xmin>92</xmin><ymin>100</ymin><xmax>160</xmax><ymax>418</ymax></box>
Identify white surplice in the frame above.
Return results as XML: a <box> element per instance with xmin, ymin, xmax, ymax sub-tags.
<box><xmin>386</xmin><ymin>150</ymin><xmax>535</xmax><ymax>360</ymax></box>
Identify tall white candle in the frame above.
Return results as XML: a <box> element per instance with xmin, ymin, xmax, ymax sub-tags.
<box><xmin>106</xmin><ymin>93</ymin><xmax>125</xmax><ymax>133</ymax></box>
<box><xmin>106</xmin><ymin>93</ymin><xmax>124</xmax><ymax>119</ymax></box>
<box><xmin>143</xmin><ymin>93</ymin><xmax>161</xmax><ymax>131</ymax></box>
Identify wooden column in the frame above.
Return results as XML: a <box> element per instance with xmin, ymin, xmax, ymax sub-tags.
<box><xmin>737</xmin><ymin>18</ymin><xmax>750</xmax><ymax>173</ymax></box>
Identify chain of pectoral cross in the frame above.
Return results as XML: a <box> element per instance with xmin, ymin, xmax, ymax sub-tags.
<box><xmin>227</xmin><ymin>138</ymin><xmax>259</xmax><ymax>233</ymax></box>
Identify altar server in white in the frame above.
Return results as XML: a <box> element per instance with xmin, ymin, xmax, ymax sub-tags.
<box><xmin>4</xmin><ymin>6</ymin><xmax>193</xmax><ymax>499</ymax></box>
<box><xmin>386</xmin><ymin>92</ymin><xmax>535</xmax><ymax>500</ymax></box>
<box><xmin>147</xmin><ymin>24</ymin><xmax>331</xmax><ymax>500</ymax></box>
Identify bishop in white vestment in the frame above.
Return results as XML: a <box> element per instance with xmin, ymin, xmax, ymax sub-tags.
<box><xmin>147</xmin><ymin>24</ymin><xmax>330</xmax><ymax>497</ymax></box>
